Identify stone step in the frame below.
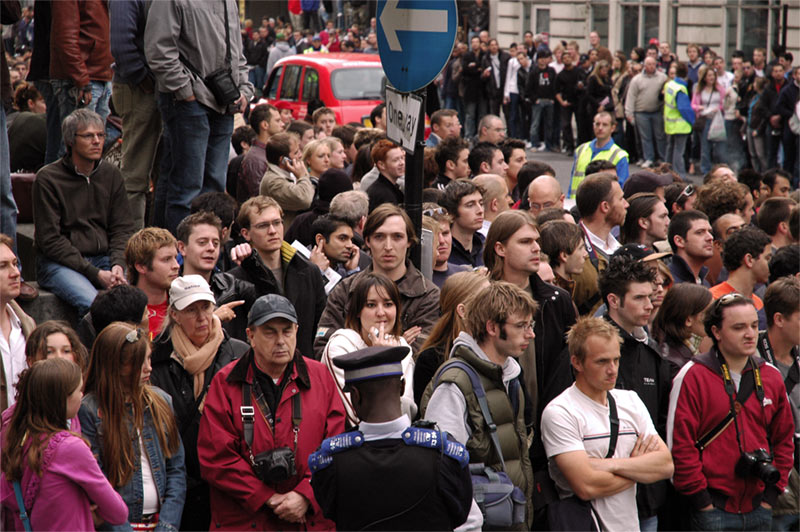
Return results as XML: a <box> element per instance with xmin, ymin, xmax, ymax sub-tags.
<box><xmin>16</xmin><ymin>223</ymin><xmax>36</xmax><ymax>282</ymax></box>
<box><xmin>15</xmin><ymin>282</ymin><xmax>80</xmax><ymax>328</ymax></box>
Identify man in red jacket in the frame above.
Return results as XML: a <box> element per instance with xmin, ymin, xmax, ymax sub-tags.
<box><xmin>197</xmin><ymin>294</ymin><xmax>346</xmax><ymax>530</ymax></box>
<box><xmin>668</xmin><ymin>294</ymin><xmax>794</xmax><ymax>531</ymax></box>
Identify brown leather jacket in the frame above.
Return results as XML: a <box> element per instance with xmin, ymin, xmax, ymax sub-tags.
<box><xmin>50</xmin><ymin>0</ymin><xmax>113</xmax><ymax>86</ymax></box>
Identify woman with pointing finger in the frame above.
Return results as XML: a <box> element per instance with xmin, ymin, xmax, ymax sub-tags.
<box><xmin>149</xmin><ymin>275</ymin><xmax>250</xmax><ymax>530</ymax></box>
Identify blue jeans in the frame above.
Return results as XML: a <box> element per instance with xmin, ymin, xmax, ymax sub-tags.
<box><xmin>700</xmin><ymin>119</ymin><xmax>728</xmax><ymax>174</ymax></box>
<box><xmin>463</xmin><ymin>100</ymin><xmax>478</xmax><ymax>139</ymax></box>
<box><xmin>34</xmin><ymin>80</ymin><xmax>64</xmax><ymax>165</ymax></box>
<box><xmin>690</xmin><ymin>506</ymin><xmax>772</xmax><ymax>531</ymax></box>
<box><xmin>640</xmin><ymin>515</ymin><xmax>658</xmax><ymax>532</ymax></box>
<box><xmin>52</xmin><ymin>80</ymin><xmax>112</xmax><ymax>158</ymax></box>
<box><xmin>772</xmin><ymin>513</ymin><xmax>799</xmax><ymax>532</ymax></box>
<box><xmin>725</xmin><ymin>119</ymin><xmax>746</xmax><ymax>172</ymax></box>
<box><xmin>666</xmin><ymin>133</ymin><xmax>689</xmax><ymax>178</ymax></box>
<box><xmin>0</xmin><ymin>107</ymin><xmax>16</xmax><ymax>253</ymax></box>
<box><xmin>530</xmin><ymin>100</ymin><xmax>555</xmax><ymax>148</ymax></box>
<box><xmin>37</xmin><ymin>255</ymin><xmax>110</xmax><ymax>316</ymax></box>
<box><xmin>157</xmin><ymin>93</ymin><xmax>233</xmax><ymax>235</ymax></box>
<box><xmin>249</xmin><ymin>65</ymin><xmax>266</xmax><ymax>94</ymax></box>
<box><xmin>635</xmin><ymin>110</ymin><xmax>666</xmax><ymax>162</ymax></box>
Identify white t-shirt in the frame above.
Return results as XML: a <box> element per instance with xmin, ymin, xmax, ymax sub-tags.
<box><xmin>541</xmin><ymin>383</ymin><xmax>657</xmax><ymax>532</ymax></box>
<box><xmin>139</xmin><ymin>433</ymin><xmax>160</xmax><ymax>515</ymax></box>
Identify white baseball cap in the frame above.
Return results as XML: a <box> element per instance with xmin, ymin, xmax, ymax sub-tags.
<box><xmin>169</xmin><ymin>275</ymin><xmax>215</xmax><ymax>311</ymax></box>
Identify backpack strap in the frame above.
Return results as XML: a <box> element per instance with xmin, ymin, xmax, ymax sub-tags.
<box><xmin>13</xmin><ymin>481</ymin><xmax>32</xmax><ymax>532</ymax></box>
<box><xmin>605</xmin><ymin>391</ymin><xmax>619</xmax><ymax>458</ymax></box>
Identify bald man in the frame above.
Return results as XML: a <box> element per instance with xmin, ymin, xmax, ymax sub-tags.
<box><xmin>528</xmin><ymin>175</ymin><xmax>566</xmax><ymax>218</ymax></box>
<box><xmin>474</xmin><ymin>173</ymin><xmax>511</xmax><ymax>237</ymax></box>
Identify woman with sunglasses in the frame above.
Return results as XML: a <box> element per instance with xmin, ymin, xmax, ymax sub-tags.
<box><xmin>1</xmin><ymin>358</ymin><xmax>128</xmax><ymax>531</ymax></box>
<box><xmin>79</xmin><ymin>322</ymin><xmax>186</xmax><ymax>531</ymax></box>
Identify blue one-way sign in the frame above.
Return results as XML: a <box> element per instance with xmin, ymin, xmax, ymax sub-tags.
<box><xmin>377</xmin><ymin>0</ymin><xmax>458</xmax><ymax>93</ymax></box>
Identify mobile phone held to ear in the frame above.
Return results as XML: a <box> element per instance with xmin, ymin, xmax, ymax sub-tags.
<box><xmin>282</xmin><ymin>157</ymin><xmax>292</xmax><ymax>166</ymax></box>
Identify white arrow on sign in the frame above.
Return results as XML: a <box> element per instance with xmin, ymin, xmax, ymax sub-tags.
<box><xmin>380</xmin><ymin>0</ymin><xmax>448</xmax><ymax>52</ymax></box>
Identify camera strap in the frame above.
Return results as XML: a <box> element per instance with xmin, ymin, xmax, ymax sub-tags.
<box><xmin>759</xmin><ymin>333</ymin><xmax>800</xmax><ymax>396</ymax></box>
<box><xmin>241</xmin><ymin>379</ymin><xmax>303</xmax><ymax>464</ymax></box>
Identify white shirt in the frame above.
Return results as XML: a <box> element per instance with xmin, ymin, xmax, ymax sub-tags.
<box><xmin>717</xmin><ymin>70</ymin><xmax>735</xmax><ymax>91</ymax></box>
<box><xmin>139</xmin><ymin>432</ymin><xmax>160</xmax><ymax>515</ymax></box>
<box><xmin>504</xmin><ymin>57</ymin><xmax>521</xmax><ymax>98</ymax></box>
<box><xmin>582</xmin><ymin>222</ymin><xmax>621</xmax><ymax>256</ymax></box>
<box><xmin>478</xmin><ymin>219</ymin><xmax>492</xmax><ymax>238</ymax></box>
<box><xmin>360</xmin><ymin>414</ymin><xmax>411</xmax><ymax>441</ymax></box>
<box><xmin>542</xmin><ymin>384</ymin><xmax>658</xmax><ymax>532</ymax></box>
<box><xmin>0</xmin><ymin>304</ymin><xmax>27</xmax><ymax>408</ymax></box>
<box><xmin>549</xmin><ymin>60</ymin><xmax>564</xmax><ymax>74</ymax></box>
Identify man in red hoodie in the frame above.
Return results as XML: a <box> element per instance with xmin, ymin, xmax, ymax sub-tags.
<box><xmin>668</xmin><ymin>294</ymin><xmax>794</xmax><ymax>531</ymax></box>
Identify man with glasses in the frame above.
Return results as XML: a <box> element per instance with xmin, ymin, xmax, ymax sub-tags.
<box><xmin>229</xmin><ymin>196</ymin><xmax>326</xmax><ymax>356</ymax></box>
<box><xmin>32</xmin><ymin>109</ymin><xmax>136</xmax><ymax>316</ymax></box>
<box><xmin>598</xmin><ymin>252</ymin><xmax>673</xmax><ymax>531</ymax></box>
<box><xmin>668</xmin><ymin>294</ymin><xmax>794</xmax><ymax>531</ymax></box>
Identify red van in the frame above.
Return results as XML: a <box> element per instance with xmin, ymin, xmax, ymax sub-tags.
<box><xmin>256</xmin><ymin>52</ymin><xmax>386</xmax><ymax>125</ymax></box>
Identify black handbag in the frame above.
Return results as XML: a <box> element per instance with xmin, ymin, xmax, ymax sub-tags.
<box><xmin>179</xmin><ymin>0</ymin><xmax>240</xmax><ymax>107</ymax></box>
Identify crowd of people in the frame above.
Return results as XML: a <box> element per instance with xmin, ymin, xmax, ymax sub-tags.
<box><xmin>1</xmin><ymin>0</ymin><xmax>800</xmax><ymax>531</ymax></box>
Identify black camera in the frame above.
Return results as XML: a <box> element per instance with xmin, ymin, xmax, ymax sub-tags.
<box><xmin>735</xmin><ymin>449</ymin><xmax>780</xmax><ymax>485</ymax></box>
<box><xmin>252</xmin><ymin>447</ymin><xmax>296</xmax><ymax>486</ymax></box>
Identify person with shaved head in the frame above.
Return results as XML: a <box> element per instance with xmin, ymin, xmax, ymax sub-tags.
<box><xmin>528</xmin><ymin>175</ymin><xmax>565</xmax><ymax>218</ymax></box>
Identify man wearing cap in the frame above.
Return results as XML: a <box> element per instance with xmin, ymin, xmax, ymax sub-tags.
<box><xmin>569</xmin><ymin>111</ymin><xmax>630</xmax><ymax>199</ymax></box>
<box><xmin>267</xmin><ymin>31</ymin><xmax>295</xmax><ymax>76</ymax></box>
<box><xmin>598</xmin><ymin>252</ymin><xmax>673</xmax><ymax>530</ymax></box>
<box><xmin>197</xmin><ymin>294</ymin><xmax>346</xmax><ymax>530</ymax></box>
<box><xmin>622</xmin><ymin>171</ymin><xmax>674</xmax><ymax>201</ymax></box>
<box><xmin>309</xmin><ymin>345</ymin><xmax>473</xmax><ymax>530</ymax></box>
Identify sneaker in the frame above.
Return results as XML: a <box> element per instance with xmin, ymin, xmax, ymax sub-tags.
<box><xmin>641</xmin><ymin>160</ymin><xmax>654</xmax><ymax>168</ymax></box>
<box><xmin>537</xmin><ymin>142</ymin><xmax>546</xmax><ymax>151</ymax></box>
<box><xmin>525</xmin><ymin>141</ymin><xmax>533</xmax><ymax>149</ymax></box>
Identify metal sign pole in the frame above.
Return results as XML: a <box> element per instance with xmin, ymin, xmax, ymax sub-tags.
<box><xmin>406</xmin><ymin>87</ymin><xmax>426</xmax><ymax>270</ymax></box>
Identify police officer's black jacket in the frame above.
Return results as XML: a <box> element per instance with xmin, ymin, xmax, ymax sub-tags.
<box><xmin>311</xmin><ymin>433</ymin><xmax>473</xmax><ymax>530</ymax></box>
<box><xmin>149</xmin><ymin>327</ymin><xmax>250</xmax><ymax>485</ymax></box>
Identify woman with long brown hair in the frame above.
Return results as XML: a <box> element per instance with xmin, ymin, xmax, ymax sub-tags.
<box><xmin>413</xmin><ymin>270</ymin><xmax>490</xmax><ymax>405</ymax></box>
<box><xmin>1</xmin><ymin>358</ymin><xmax>127</xmax><ymax>530</ymax></box>
<box><xmin>651</xmin><ymin>283</ymin><xmax>712</xmax><ymax>376</ymax></box>
<box><xmin>79</xmin><ymin>322</ymin><xmax>186</xmax><ymax>531</ymax></box>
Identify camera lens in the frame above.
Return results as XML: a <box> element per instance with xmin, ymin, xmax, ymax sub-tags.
<box><xmin>753</xmin><ymin>461</ymin><xmax>780</xmax><ymax>485</ymax></box>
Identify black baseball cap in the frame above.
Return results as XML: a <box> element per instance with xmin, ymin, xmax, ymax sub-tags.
<box><xmin>248</xmin><ymin>294</ymin><xmax>298</xmax><ymax>326</ymax></box>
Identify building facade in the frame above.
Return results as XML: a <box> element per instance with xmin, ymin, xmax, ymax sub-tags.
<box><xmin>492</xmin><ymin>0</ymin><xmax>799</xmax><ymax>65</ymax></box>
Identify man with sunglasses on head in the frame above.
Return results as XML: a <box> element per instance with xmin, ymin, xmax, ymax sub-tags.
<box><xmin>668</xmin><ymin>294</ymin><xmax>794</xmax><ymax>531</ymax></box>
<box><xmin>33</xmin><ymin>109</ymin><xmax>136</xmax><ymax>316</ymax></box>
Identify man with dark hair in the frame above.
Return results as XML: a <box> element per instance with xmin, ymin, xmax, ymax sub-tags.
<box><xmin>229</xmin><ymin>196</ymin><xmax>326</xmax><ymax>355</ymax></box>
<box><xmin>569</xmin><ymin>111</ymin><xmax>630</xmax><ymax>198</ymax></box>
<box><xmin>177</xmin><ymin>211</ymin><xmax>257</xmax><ymax>342</ymax></box>
<box><xmin>227</xmin><ymin>125</ymin><xmax>257</xmax><ymax>198</ymax></box>
<box><xmin>481</xmin><ymin>39</ymin><xmax>511</xmax><ymax>117</ymax></box>
<box><xmin>190</xmin><ymin>191</ymin><xmax>239</xmax><ymax>270</ymax></box>
<box><xmin>467</xmin><ymin>141</ymin><xmax>508</xmax><ymax>178</ymax></box>
<box><xmin>314</xmin><ymin>204</ymin><xmax>440</xmax><ymax>356</ymax></box>
<box><xmin>663</xmin><ymin>62</ymin><xmax>694</xmax><ymax>178</ymax></box>
<box><xmin>77</xmin><ymin>284</ymin><xmax>149</xmax><ymax>349</ymax></box>
<box><xmin>668</xmin><ymin>294</ymin><xmax>794</xmax><ymax>531</ymax></box>
<box><xmin>738</xmin><ymin>169</ymin><xmax>771</xmax><ymax>209</ymax></box>
<box><xmin>758</xmin><ymin>276</ymin><xmax>800</xmax><ymax>530</ymax></box>
<box><xmin>762</xmin><ymin>168</ymin><xmax>792</xmax><ymax>199</ymax></box>
<box><xmin>572</xmin><ymin>173</ymin><xmax>629</xmax><ymax>315</ymax></box>
<box><xmin>442</xmin><ymin>180</ymin><xmax>485</xmax><ymax>267</ymax></box>
<box><xmin>707</xmin><ymin>213</ymin><xmax>746</xmax><ymax>286</ymax></box>
<box><xmin>145</xmin><ymin>0</ymin><xmax>253</xmax><ymax>234</ymax></box>
<box><xmin>668</xmin><ymin>210</ymin><xmax>714</xmax><ymax>286</ymax></box>
<box><xmin>539</xmin><ymin>220</ymin><xmax>587</xmax><ymax>297</ymax></box>
<box><xmin>711</xmin><ymin>226</ymin><xmax>772</xmax><ymax>329</ymax></box>
<box><xmin>312</xmin><ymin>107</ymin><xmax>337</xmax><ymax>136</ymax></box>
<box><xmin>33</xmin><ymin>109</ymin><xmax>136</xmax><ymax>315</ymax></box>
<box><xmin>757</xmin><ymin>197</ymin><xmax>797</xmax><ymax>251</ymax></box>
<box><xmin>500</xmin><ymin>138</ymin><xmax>527</xmax><ymax>199</ymax></box>
<box><xmin>260</xmin><ymin>132</ymin><xmax>315</xmax><ymax>227</ymax></box>
<box><xmin>239</xmin><ymin>103</ymin><xmax>283</xmax><ymax>202</ymax></box>
<box><xmin>331</xmin><ymin>124</ymin><xmax>358</xmax><ymax>168</ymax></box>
<box><xmin>525</xmin><ymin>47</ymin><xmax>557</xmax><ymax>152</ymax></box>
<box><xmin>769</xmin><ymin>244</ymin><xmax>800</xmax><ymax>284</ymax></box>
<box><xmin>310</xmin><ymin>215</ymin><xmax>359</xmax><ymax>279</ymax></box>
<box><xmin>369</xmin><ymin>102</ymin><xmax>386</xmax><ymax>131</ymax></box>
<box><xmin>555</xmin><ymin>49</ymin><xmax>582</xmax><ymax>156</ymax></box>
<box><xmin>433</xmin><ymin>136</ymin><xmax>470</xmax><ymax>191</ymax></box>
<box><xmin>426</xmin><ymin>109</ymin><xmax>460</xmax><ymax>147</ymax></box>
<box><xmin>366</xmin><ymin>139</ymin><xmax>405</xmax><ymax>212</ymax></box>
<box><xmin>695</xmin><ymin>178</ymin><xmax>748</xmax><ymax>227</ymax></box>
<box><xmin>664</xmin><ymin>182</ymin><xmax>698</xmax><ymax>216</ymax></box>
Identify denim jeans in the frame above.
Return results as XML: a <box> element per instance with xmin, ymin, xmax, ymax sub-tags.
<box><xmin>463</xmin><ymin>100</ymin><xmax>478</xmax><ymax>139</ymax></box>
<box><xmin>157</xmin><ymin>93</ymin><xmax>233</xmax><ymax>235</ymax></box>
<box><xmin>700</xmin><ymin>119</ymin><xmax>728</xmax><ymax>174</ymax></box>
<box><xmin>725</xmin><ymin>118</ymin><xmax>746</xmax><ymax>172</ymax></box>
<box><xmin>635</xmin><ymin>110</ymin><xmax>666</xmax><ymax>162</ymax></box>
<box><xmin>37</xmin><ymin>255</ymin><xmax>110</xmax><ymax>316</ymax></box>
<box><xmin>51</xmin><ymin>80</ymin><xmax>112</xmax><ymax>158</ymax></box>
<box><xmin>666</xmin><ymin>133</ymin><xmax>689</xmax><ymax>178</ymax></box>
<box><xmin>507</xmin><ymin>93</ymin><xmax>521</xmax><ymax>139</ymax></box>
<box><xmin>690</xmin><ymin>506</ymin><xmax>772</xmax><ymax>531</ymax></box>
<box><xmin>639</xmin><ymin>515</ymin><xmax>658</xmax><ymax>532</ymax></box>
<box><xmin>772</xmin><ymin>513</ymin><xmax>799</xmax><ymax>532</ymax></box>
<box><xmin>34</xmin><ymin>80</ymin><xmax>64</xmax><ymax>165</ymax></box>
<box><xmin>530</xmin><ymin>100</ymin><xmax>554</xmax><ymax>148</ymax></box>
<box><xmin>0</xmin><ymin>107</ymin><xmax>17</xmax><ymax>253</ymax></box>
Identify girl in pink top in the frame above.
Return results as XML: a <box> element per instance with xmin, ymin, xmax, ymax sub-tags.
<box><xmin>0</xmin><ymin>358</ymin><xmax>128</xmax><ymax>530</ymax></box>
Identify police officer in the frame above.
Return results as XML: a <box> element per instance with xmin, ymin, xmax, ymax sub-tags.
<box><xmin>309</xmin><ymin>345</ymin><xmax>473</xmax><ymax>531</ymax></box>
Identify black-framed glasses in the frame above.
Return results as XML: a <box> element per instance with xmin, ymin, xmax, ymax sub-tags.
<box><xmin>125</xmin><ymin>328</ymin><xmax>144</xmax><ymax>343</ymax></box>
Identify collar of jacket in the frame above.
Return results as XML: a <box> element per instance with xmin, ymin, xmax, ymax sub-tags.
<box><xmin>60</xmin><ymin>153</ymin><xmax>100</xmax><ymax>178</ymax></box>
<box><xmin>604</xmin><ymin>313</ymin><xmax>659</xmax><ymax>352</ymax></box>
<box><xmin>450</xmin><ymin>342</ymin><xmax>505</xmax><ymax>385</ymax></box>
<box><xmin>226</xmin><ymin>348</ymin><xmax>311</xmax><ymax>389</ymax></box>
<box><xmin>363</xmin><ymin>260</ymin><xmax>430</xmax><ymax>298</ymax></box>
<box><xmin>694</xmin><ymin>347</ymin><xmax>766</xmax><ymax>378</ymax></box>
<box><xmin>670</xmin><ymin>254</ymin><xmax>708</xmax><ymax>284</ymax></box>
<box><xmin>528</xmin><ymin>271</ymin><xmax>560</xmax><ymax>300</ymax></box>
